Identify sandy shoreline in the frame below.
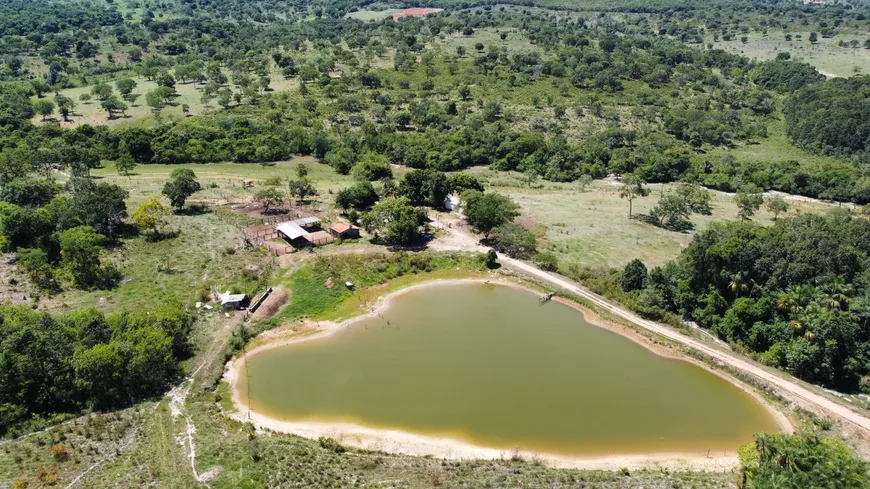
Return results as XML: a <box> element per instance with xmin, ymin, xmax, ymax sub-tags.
<box><xmin>225</xmin><ymin>277</ymin><xmax>791</xmax><ymax>471</ymax></box>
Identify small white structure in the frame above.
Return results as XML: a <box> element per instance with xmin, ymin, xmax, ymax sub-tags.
<box><xmin>220</xmin><ymin>291</ymin><xmax>247</xmax><ymax>311</ymax></box>
<box><xmin>444</xmin><ymin>194</ymin><xmax>460</xmax><ymax>211</ymax></box>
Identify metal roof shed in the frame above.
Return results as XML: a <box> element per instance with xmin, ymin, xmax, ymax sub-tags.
<box><xmin>276</xmin><ymin>222</ymin><xmax>308</xmax><ymax>241</ymax></box>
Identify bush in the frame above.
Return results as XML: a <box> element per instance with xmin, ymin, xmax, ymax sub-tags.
<box><xmin>50</xmin><ymin>443</ymin><xmax>69</xmax><ymax>462</ymax></box>
<box><xmin>318</xmin><ymin>436</ymin><xmax>346</xmax><ymax>453</ymax></box>
<box><xmin>533</xmin><ymin>252</ymin><xmax>559</xmax><ymax>271</ymax></box>
<box><xmin>484</xmin><ymin>249</ymin><xmax>498</xmax><ymax>269</ymax></box>
<box><xmin>618</xmin><ymin>259</ymin><xmax>647</xmax><ymax>292</ymax></box>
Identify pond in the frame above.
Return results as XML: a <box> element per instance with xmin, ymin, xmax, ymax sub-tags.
<box><xmin>236</xmin><ymin>282</ymin><xmax>780</xmax><ymax>456</ymax></box>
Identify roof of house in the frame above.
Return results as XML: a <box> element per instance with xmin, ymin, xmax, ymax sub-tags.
<box><xmin>276</xmin><ymin>222</ymin><xmax>309</xmax><ymax>240</ymax></box>
<box><xmin>221</xmin><ymin>291</ymin><xmax>247</xmax><ymax>304</ymax></box>
<box><xmin>303</xmin><ymin>231</ymin><xmax>334</xmax><ymax>244</ymax></box>
<box><xmin>329</xmin><ymin>222</ymin><xmax>356</xmax><ymax>233</ymax></box>
<box><xmin>293</xmin><ymin>216</ymin><xmax>321</xmax><ymax>226</ymax></box>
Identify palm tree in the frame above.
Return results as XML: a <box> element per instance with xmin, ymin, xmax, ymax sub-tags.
<box><xmin>728</xmin><ymin>272</ymin><xmax>750</xmax><ymax>297</ymax></box>
<box><xmin>776</xmin><ymin>291</ymin><xmax>798</xmax><ymax>314</ymax></box>
<box><xmin>822</xmin><ymin>276</ymin><xmax>852</xmax><ymax>311</ymax></box>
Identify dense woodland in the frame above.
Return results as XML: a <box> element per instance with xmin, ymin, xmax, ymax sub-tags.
<box><xmin>0</xmin><ymin>303</ymin><xmax>194</xmax><ymax>435</ymax></box>
<box><xmin>618</xmin><ymin>212</ymin><xmax>870</xmax><ymax>391</ymax></box>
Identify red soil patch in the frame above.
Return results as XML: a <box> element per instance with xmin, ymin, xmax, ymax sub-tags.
<box><xmin>392</xmin><ymin>8</ymin><xmax>443</xmax><ymax>21</ymax></box>
<box><xmin>252</xmin><ymin>286</ymin><xmax>289</xmax><ymax>320</ymax></box>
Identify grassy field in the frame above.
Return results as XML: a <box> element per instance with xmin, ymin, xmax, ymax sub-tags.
<box><xmin>345</xmin><ymin>8</ymin><xmax>403</xmax><ymax>20</ymax></box>
<box><xmin>34</xmin><ymin>64</ymin><xmax>300</xmax><ymax>129</ymax></box>
<box><xmin>710</xmin><ymin>31</ymin><xmax>870</xmax><ymax>77</ymax></box>
<box><xmin>705</xmin><ymin>117</ymin><xmax>851</xmax><ymax>170</ymax></box>
<box><xmin>471</xmin><ymin>168</ymin><xmax>833</xmax><ymax>269</ymax></box>
<box><xmin>39</xmin><ymin>159</ymin><xmax>363</xmax><ymax>314</ymax></box>
<box><xmin>91</xmin><ymin>157</ymin><xmax>356</xmax><ymax>207</ymax></box>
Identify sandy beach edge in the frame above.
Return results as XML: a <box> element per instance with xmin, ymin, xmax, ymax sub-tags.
<box><xmin>224</xmin><ymin>277</ymin><xmax>792</xmax><ymax>471</ymax></box>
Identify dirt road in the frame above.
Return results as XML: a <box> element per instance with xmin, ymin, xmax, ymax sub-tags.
<box><xmin>432</xmin><ymin>221</ymin><xmax>870</xmax><ymax>433</ymax></box>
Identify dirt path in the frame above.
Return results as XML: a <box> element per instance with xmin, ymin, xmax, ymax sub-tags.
<box><xmin>432</xmin><ymin>221</ymin><xmax>870</xmax><ymax>434</ymax></box>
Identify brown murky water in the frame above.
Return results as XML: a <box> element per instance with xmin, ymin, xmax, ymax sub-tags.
<box><xmin>238</xmin><ymin>283</ymin><xmax>779</xmax><ymax>455</ymax></box>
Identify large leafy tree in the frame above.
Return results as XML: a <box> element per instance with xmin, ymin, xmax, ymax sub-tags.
<box><xmin>399</xmin><ymin>169</ymin><xmax>450</xmax><ymax>207</ymax></box>
<box><xmin>461</xmin><ymin>190</ymin><xmax>520</xmax><ymax>240</ymax></box>
<box><xmin>132</xmin><ymin>196</ymin><xmax>171</xmax><ymax>236</ymax></box>
<box><xmin>73</xmin><ymin>181</ymin><xmax>129</xmax><ymax>238</ymax></box>
<box><xmin>162</xmin><ymin>169</ymin><xmax>201</xmax><ymax>211</ymax></box>
<box><xmin>734</xmin><ymin>184</ymin><xmax>764</xmax><ymax>222</ymax></box>
<box><xmin>56</xmin><ymin>226</ymin><xmax>107</xmax><ymax>288</ymax></box>
<box><xmin>335</xmin><ymin>182</ymin><xmax>379</xmax><ymax>211</ymax></box>
<box><xmin>492</xmin><ymin>223</ymin><xmax>536</xmax><ymax>258</ymax></box>
<box><xmin>254</xmin><ymin>187</ymin><xmax>285</xmax><ymax>213</ymax></box>
<box><xmin>361</xmin><ymin>196</ymin><xmax>425</xmax><ymax>245</ymax></box>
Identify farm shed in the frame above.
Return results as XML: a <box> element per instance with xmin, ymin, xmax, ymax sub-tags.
<box><xmin>329</xmin><ymin>223</ymin><xmax>360</xmax><ymax>239</ymax></box>
<box><xmin>293</xmin><ymin>216</ymin><xmax>322</xmax><ymax>230</ymax></box>
<box><xmin>276</xmin><ymin>221</ymin><xmax>310</xmax><ymax>247</ymax></box>
<box><xmin>303</xmin><ymin>231</ymin><xmax>334</xmax><ymax>246</ymax></box>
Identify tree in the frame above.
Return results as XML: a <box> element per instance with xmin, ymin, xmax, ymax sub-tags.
<box><xmin>288</xmin><ymin>178</ymin><xmax>316</xmax><ymax>204</ymax></box>
<box><xmin>17</xmin><ymin>247</ymin><xmax>56</xmax><ymax>291</ymax></box>
<box><xmin>462</xmin><ymin>190</ymin><xmax>520</xmax><ymax>240</ymax></box>
<box><xmin>33</xmin><ymin>99</ymin><xmax>55</xmax><ymax>121</ymax></box>
<box><xmin>100</xmin><ymin>96</ymin><xmax>127</xmax><ymax>118</ymax></box>
<box><xmin>146</xmin><ymin>86</ymin><xmax>174</xmax><ymax>110</ymax></box>
<box><xmin>0</xmin><ymin>178</ymin><xmax>58</xmax><ymax>207</ymax></box>
<box><xmin>31</xmin><ymin>80</ymin><xmax>50</xmax><ymax>98</ymax></box>
<box><xmin>809</xmin><ymin>31</ymin><xmax>818</xmax><ymax>43</ymax></box>
<box><xmin>524</xmin><ymin>167</ymin><xmax>538</xmax><ymax>188</ymax></box>
<box><xmin>295</xmin><ymin>163</ymin><xmax>309</xmax><ymax>179</ymax></box>
<box><xmin>361</xmin><ymin>196</ymin><xmax>425</xmax><ymax>245</ymax></box>
<box><xmin>324</xmin><ymin>147</ymin><xmax>355</xmax><ymax>174</ymax></box>
<box><xmin>619</xmin><ymin>259</ymin><xmax>648</xmax><ymax>292</ymax></box>
<box><xmin>91</xmin><ymin>83</ymin><xmax>114</xmax><ymax>101</ymax></box>
<box><xmin>57</xmin><ymin>226</ymin><xmax>108</xmax><ymax>288</ymax></box>
<box><xmin>132</xmin><ymin>196</ymin><xmax>170</xmax><ymax>236</ymax></box>
<box><xmin>115</xmin><ymin>78</ymin><xmax>137</xmax><ymax>100</ymax></box>
<box><xmin>675</xmin><ymin>183</ymin><xmax>713</xmax><ymax>214</ymax></box>
<box><xmin>619</xmin><ymin>173</ymin><xmax>650</xmax><ymax>218</ymax></box>
<box><xmin>399</xmin><ymin>169</ymin><xmax>450</xmax><ymax>207</ymax></box>
<box><xmin>162</xmin><ymin>169</ymin><xmax>201</xmax><ymax>211</ymax></box>
<box><xmin>447</xmin><ymin>173</ymin><xmax>484</xmax><ymax>194</ymax></box>
<box><xmin>254</xmin><ymin>187</ymin><xmax>285</xmax><ymax>214</ymax></box>
<box><xmin>650</xmin><ymin>192</ymin><xmax>691</xmax><ymax>230</ymax></box>
<box><xmin>765</xmin><ymin>195</ymin><xmax>789</xmax><ymax>220</ymax></box>
<box><xmin>73</xmin><ymin>182</ymin><xmax>129</xmax><ymax>238</ymax></box>
<box><xmin>735</xmin><ymin>185</ymin><xmax>764</xmax><ymax>221</ymax></box>
<box><xmin>115</xmin><ymin>151</ymin><xmax>136</xmax><ymax>176</ymax></box>
<box><xmin>492</xmin><ymin>223</ymin><xmax>536</xmax><ymax>258</ymax></box>
<box><xmin>484</xmin><ymin>249</ymin><xmax>498</xmax><ymax>268</ymax></box>
<box><xmin>351</xmin><ymin>154</ymin><xmax>393</xmax><ymax>181</ymax></box>
<box><xmin>335</xmin><ymin>182</ymin><xmax>379</xmax><ymax>211</ymax></box>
